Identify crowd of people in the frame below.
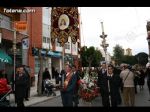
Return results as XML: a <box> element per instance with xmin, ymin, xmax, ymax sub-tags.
<box><xmin>1</xmin><ymin>61</ymin><xmax>150</xmax><ymax>107</ymax></box>
<box><xmin>0</xmin><ymin>65</ymin><xmax>31</xmax><ymax>107</ymax></box>
<box><xmin>96</xmin><ymin>62</ymin><xmax>149</xmax><ymax>107</ymax></box>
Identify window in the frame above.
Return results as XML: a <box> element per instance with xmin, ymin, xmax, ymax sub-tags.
<box><xmin>65</xmin><ymin>42</ymin><xmax>70</xmax><ymax>50</ymax></box>
<box><xmin>47</xmin><ymin>38</ymin><xmax>50</xmax><ymax>43</ymax></box>
<box><xmin>72</xmin><ymin>43</ymin><xmax>76</xmax><ymax>52</ymax></box>
<box><xmin>35</xmin><ymin>58</ymin><xmax>40</xmax><ymax>74</ymax></box>
<box><xmin>56</xmin><ymin>39</ymin><xmax>61</xmax><ymax>47</ymax></box>
<box><xmin>0</xmin><ymin>13</ymin><xmax>11</xmax><ymax>29</ymax></box>
<box><xmin>43</xmin><ymin>37</ymin><xmax>47</xmax><ymax>43</ymax></box>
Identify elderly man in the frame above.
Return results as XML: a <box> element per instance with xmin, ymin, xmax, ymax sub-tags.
<box><xmin>120</xmin><ymin>64</ymin><xmax>135</xmax><ymax>106</ymax></box>
<box><xmin>60</xmin><ymin>64</ymin><xmax>77</xmax><ymax>107</ymax></box>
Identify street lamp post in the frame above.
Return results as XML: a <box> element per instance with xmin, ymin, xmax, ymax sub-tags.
<box><xmin>13</xmin><ymin>29</ymin><xmax>17</xmax><ymax>91</ymax></box>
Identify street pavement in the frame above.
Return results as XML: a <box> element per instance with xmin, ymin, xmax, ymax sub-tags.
<box><xmin>31</xmin><ymin>82</ymin><xmax>150</xmax><ymax>107</ymax></box>
<box><xmin>5</xmin><ymin>75</ymin><xmax>150</xmax><ymax>107</ymax></box>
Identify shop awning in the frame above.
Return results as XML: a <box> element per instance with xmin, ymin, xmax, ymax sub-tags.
<box><xmin>0</xmin><ymin>50</ymin><xmax>12</xmax><ymax>64</ymax></box>
<box><xmin>47</xmin><ymin>51</ymin><xmax>61</xmax><ymax>58</ymax></box>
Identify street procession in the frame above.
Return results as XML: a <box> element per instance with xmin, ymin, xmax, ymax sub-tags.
<box><xmin>1</xmin><ymin>7</ymin><xmax>150</xmax><ymax>107</ymax></box>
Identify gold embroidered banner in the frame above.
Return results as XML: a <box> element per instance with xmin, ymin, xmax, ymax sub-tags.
<box><xmin>51</xmin><ymin>7</ymin><xmax>79</xmax><ymax>46</ymax></box>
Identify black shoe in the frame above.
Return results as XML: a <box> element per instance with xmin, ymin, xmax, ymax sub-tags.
<box><xmin>25</xmin><ymin>98</ymin><xmax>29</xmax><ymax>101</ymax></box>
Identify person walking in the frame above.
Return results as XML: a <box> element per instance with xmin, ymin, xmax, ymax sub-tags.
<box><xmin>120</xmin><ymin>64</ymin><xmax>135</xmax><ymax>106</ymax></box>
<box><xmin>14</xmin><ymin>66</ymin><xmax>28</xmax><ymax>107</ymax></box>
<box><xmin>42</xmin><ymin>68</ymin><xmax>51</xmax><ymax>94</ymax></box>
<box><xmin>98</xmin><ymin>64</ymin><xmax>121</xmax><ymax>107</ymax></box>
<box><xmin>23</xmin><ymin>65</ymin><xmax>31</xmax><ymax>101</ymax></box>
<box><xmin>97</xmin><ymin>61</ymin><xmax>108</xmax><ymax>106</ymax></box>
<box><xmin>138</xmin><ymin>67</ymin><xmax>145</xmax><ymax>91</ymax></box>
<box><xmin>72</xmin><ymin>65</ymin><xmax>80</xmax><ymax>107</ymax></box>
<box><xmin>60</xmin><ymin>64</ymin><xmax>77</xmax><ymax>107</ymax></box>
<box><xmin>54</xmin><ymin>69</ymin><xmax>59</xmax><ymax>84</ymax></box>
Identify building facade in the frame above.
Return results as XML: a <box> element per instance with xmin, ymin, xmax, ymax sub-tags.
<box><xmin>0</xmin><ymin>7</ymin><xmax>81</xmax><ymax>81</ymax></box>
<box><xmin>0</xmin><ymin>7</ymin><xmax>29</xmax><ymax>81</ymax></box>
<box><xmin>125</xmin><ymin>48</ymin><xmax>132</xmax><ymax>56</ymax></box>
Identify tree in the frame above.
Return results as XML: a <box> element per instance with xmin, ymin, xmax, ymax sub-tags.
<box><xmin>86</xmin><ymin>46</ymin><xmax>95</xmax><ymax>68</ymax></box>
<box><xmin>122</xmin><ymin>55</ymin><xmax>137</xmax><ymax>65</ymax></box>
<box><xmin>92</xmin><ymin>49</ymin><xmax>103</xmax><ymax>67</ymax></box>
<box><xmin>81</xmin><ymin>46</ymin><xmax>88</xmax><ymax>67</ymax></box>
<box><xmin>135</xmin><ymin>52</ymin><xmax>148</xmax><ymax>66</ymax></box>
<box><xmin>80</xmin><ymin>46</ymin><xmax>102</xmax><ymax>68</ymax></box>
<box><xmin>113</xmin><ymin>44</ymin><xmax>124</xmax><ymax>65</ymax></box>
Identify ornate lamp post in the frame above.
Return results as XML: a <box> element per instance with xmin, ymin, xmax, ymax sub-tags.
<box><xmin>100</xmin><ymin>21</ymin><xmax>111</xmax><ymax>106</ymax></box>
<box><xmin>100</xmin><ymin>22</ymin><xmax>109</xmax><ymax>62</ymax></box>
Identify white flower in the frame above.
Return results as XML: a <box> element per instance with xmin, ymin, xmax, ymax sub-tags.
<box><xmin>88</xmin><ymin>82</ymin><xmax>94</xmax><ymax>88</ymax></box>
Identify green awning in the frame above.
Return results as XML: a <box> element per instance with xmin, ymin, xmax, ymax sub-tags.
<box><xmin>0</xmin><ymin>50</ymin><xmax>12</xmax><ymax>64</ymax></box>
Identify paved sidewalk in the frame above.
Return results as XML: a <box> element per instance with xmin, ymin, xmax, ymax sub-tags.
<box><xmin>8</xmin><ymin>77</ymin><xmax>61</xmax><ymax>107</ymax></box>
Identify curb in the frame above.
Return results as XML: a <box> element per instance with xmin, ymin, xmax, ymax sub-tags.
<box><xmin>25</xmin><ymin>90</ymin><xmax>61</xmax><ymax>106</ymax></box>
<box><xmin>27</xmin><ymin>94</ymin><xmax>61</xmax><ymax>106</ymax></box>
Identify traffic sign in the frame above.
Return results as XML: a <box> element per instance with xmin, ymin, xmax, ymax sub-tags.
<box><xmin>14</xmin><ymin>21</ymin><xmax>27</xmax><ymax>31</ymax></box>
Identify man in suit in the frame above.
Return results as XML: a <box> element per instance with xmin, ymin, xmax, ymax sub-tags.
<box><xmin>97</xmin><ymin>61</ymin><xmax>108</xmax><ymax>106</ymax></box>
<box><xmin>72</xmin><ymin>65</ymin><xmax>80</xmax><ymax>107</ymax></box>
<box><xmin>23</xmin><ymin>65</ymin><xmax>31</xmax><ymax>101</ymax></box>
<box><xmin>98</xmin><ymin>63</ymin><xmax>121</xmax><ymax>107</ymax></box>
<box><xmin>60</xmin><ymin>64</ymin><xmax>77</xmax><ymax>107</ymax></box>
<box><xmin>15</xmin><ymin>66</ymin><xmax>28</xmax><ymax>107</ymax></box>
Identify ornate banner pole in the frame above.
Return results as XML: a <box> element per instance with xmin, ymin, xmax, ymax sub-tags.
<box><xmin>51</xmin><ymin>7</ymin><xmax>79</xmax><ymax>87</ymax></box>
<box><xmin>51</xmin><ymin>7</ymin><xmax>79</xmax><ymax>68</ymax></box>
<box><xmin>100</xmin><ymin>22</ymin><xmax>111</xmax><ymax>106</ymax></box>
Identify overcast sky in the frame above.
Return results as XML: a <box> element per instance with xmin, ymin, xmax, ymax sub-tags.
<box><xmin>79</xmin><ymin>7</ymin><xmax>150</xmax><ymax>56</ymax></box>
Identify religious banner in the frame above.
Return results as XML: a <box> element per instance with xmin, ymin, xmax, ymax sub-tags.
<box><xmin>51</xmin><ymin>7</ymin><xmax>79</xmax><ymax>46</ymax></box>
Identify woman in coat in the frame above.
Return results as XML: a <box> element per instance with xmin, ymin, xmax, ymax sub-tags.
<box><xmin>15</xmin><ymin>66</ymin><xmax>28</xmax><ymax>107</ymax></box>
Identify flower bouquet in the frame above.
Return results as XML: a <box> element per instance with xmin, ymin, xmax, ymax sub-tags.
<box><xmin>78</xmin><ymin>72</ymin><xmax>100</xmax><ymax>103</ymax></box>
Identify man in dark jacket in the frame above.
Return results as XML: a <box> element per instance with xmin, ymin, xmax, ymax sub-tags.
<box><xmin>60</xmin><ymin>64</ymin><xmax>77</xmax><ymax>107</ymax></box>
<box><xmin>15</xmin><ymin>66</ymin><xmax>28</xmax><ymax>107</ymax></box>
<box><xmin>23</xmin><ymin>65</ymin><xmax>31</xmax><ymax>101</ymax></box>
<box><xmin>98</xmin><ymin>63</ymin><xmax>121</xmax><ymax>107</ymax></box>
<box><xmin>97</xmin><ymin>62</ymin><xmax>108</xmax><ymax>106</ymax></box>
<box><xmin>72</xmin><ymin>65</ymin><xmax>80</xmax><ymax>107</ymax></box>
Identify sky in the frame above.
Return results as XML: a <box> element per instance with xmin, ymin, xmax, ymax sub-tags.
<box><xmin>79</xmin><ymin>7</ymin><xmax>150</xmax><ymax>56</ymax></box>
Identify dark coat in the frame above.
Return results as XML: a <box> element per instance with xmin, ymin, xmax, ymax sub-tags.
<box><xmin>138</xmin><ymin>70</ymin><xmax>145</xmax><ymax>85</ymax></box>
<box><xmin>15</xmin><ymin>73</ymin><xmax>28</xmax><ymax>101</ymax></box>
<box><xmin>24</xmin><ymin>67</ymin><xmax>31</xmax><ymax>88</ymax></box>
<box><xmin>43</xmin><ymin>71</ymin><xmax>51</xmax><ymax>80</ymax></box>
<box><xmin>97</xmin><ymin>69</ymin><xmax>107</xmax><ymax>94</ymax></box>
<box><xmin>98</xmin><ymin>69</ymin><xmax>121</xmax><ymax>107</ymax></box>
<box><xmin>60</xmin><ymin>72</ymin><xmax>77</xmax><ymax>107</ymax></box>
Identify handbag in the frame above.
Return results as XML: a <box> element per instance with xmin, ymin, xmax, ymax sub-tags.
<box><xmin>121</xmin><ymin>71</ymin><xmax>130</xmax><ymax>88</ymax></box>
